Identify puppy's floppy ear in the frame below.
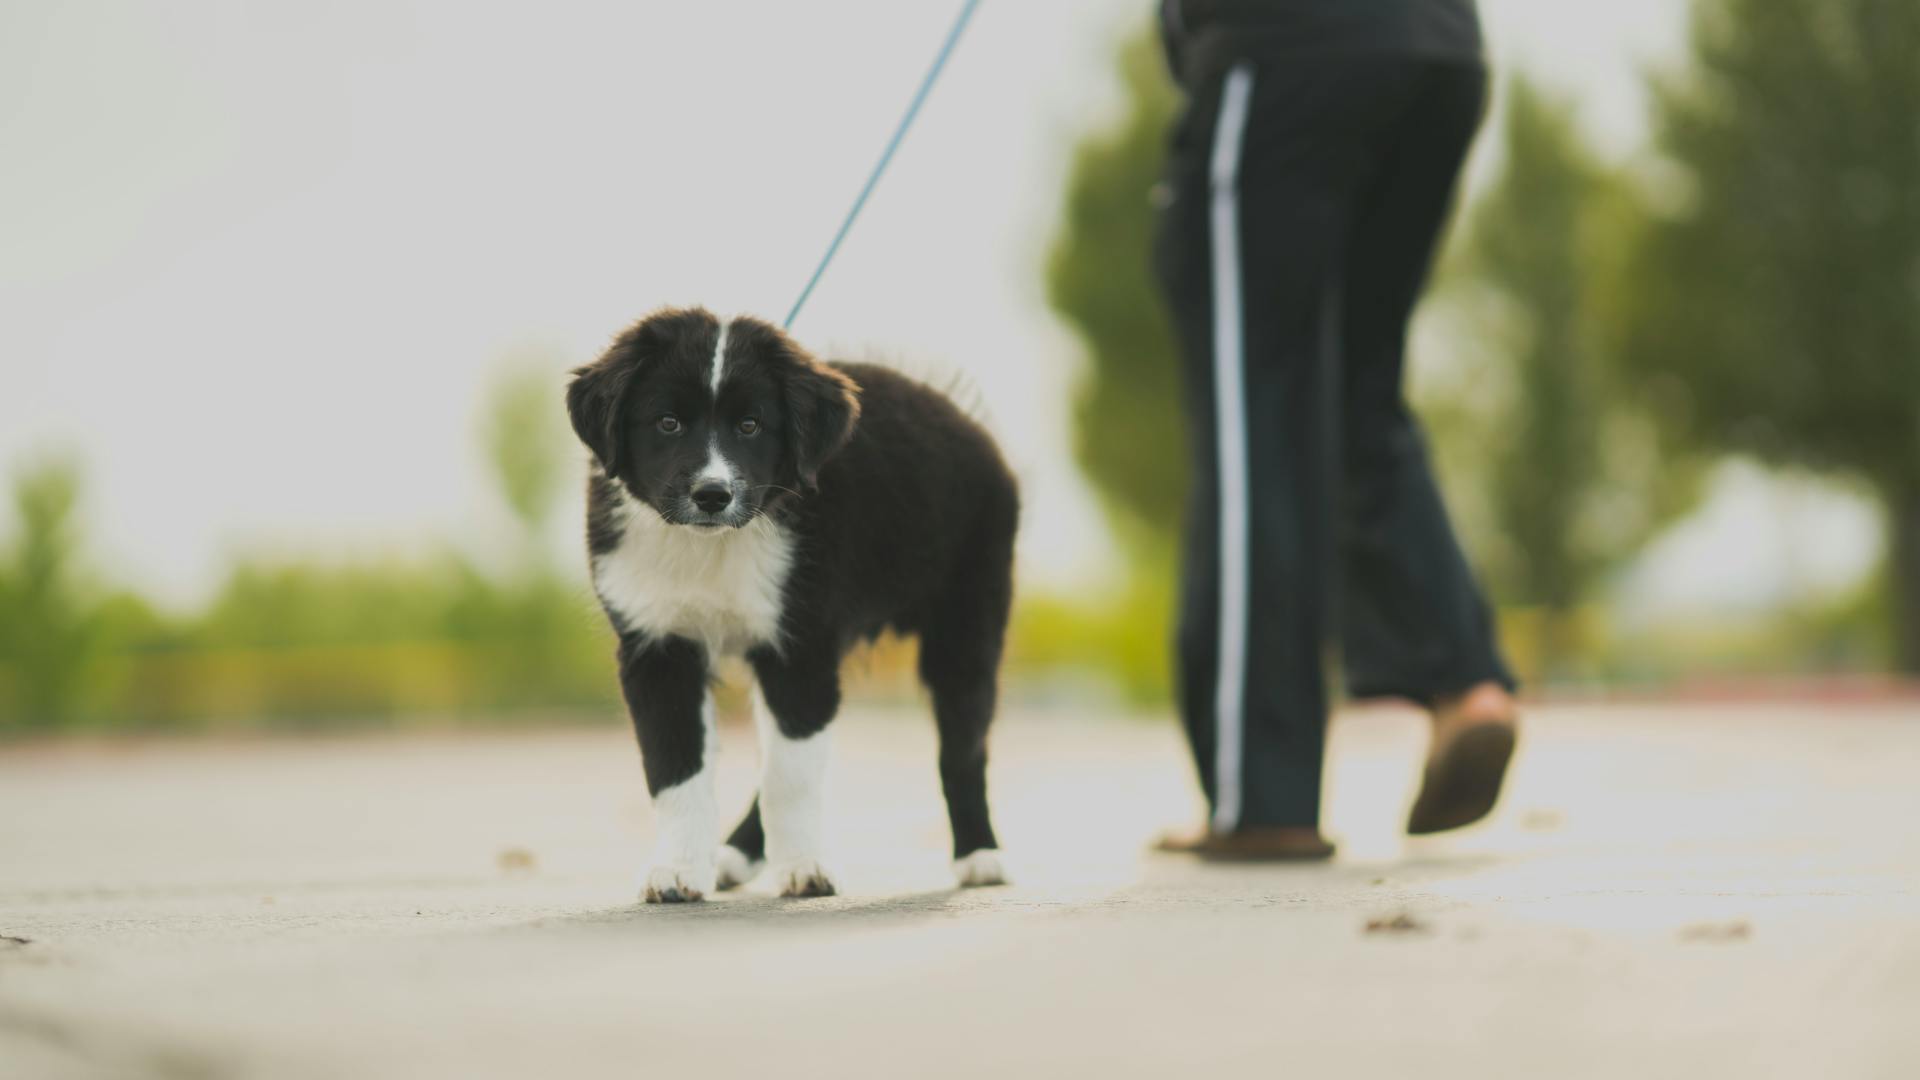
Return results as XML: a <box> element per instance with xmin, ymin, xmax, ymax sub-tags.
<box><xmin>780</xmin><ymin>341</ymin><xmax>861</xmax><ymax>492</ymax></box>
<box><xmin>567</xmin><ymin>307</ymin><xmax>716</xmax><ymax>476</ymax></box>
<box><xmin>566</xmin><ymin>352</ymin><xmax>635</xmax><ymax>476</ymax></box>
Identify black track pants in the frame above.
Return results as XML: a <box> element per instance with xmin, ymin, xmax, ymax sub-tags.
<box><xmin>1153</xmin><ymin>55</ymin><xmax>1515</xmax><ymax>831</ymax></box>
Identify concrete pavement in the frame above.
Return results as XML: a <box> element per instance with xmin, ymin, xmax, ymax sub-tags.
<box><xmin>2</xmin><ymin>701</ymin><xmax>1917</xmax><ymax>1078</ymax></box>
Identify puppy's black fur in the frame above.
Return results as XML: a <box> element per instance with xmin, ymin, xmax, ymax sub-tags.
<box><xmin>568</xmin><ymin>307</ymin><xmax>1018</xmax><ymax>880</ymax></box>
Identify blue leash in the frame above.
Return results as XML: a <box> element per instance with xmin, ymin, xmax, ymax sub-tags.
<box><xmin>783</xmin><ymin>0</ymin><xmax>983</xmax><ymax>330</ymax></box>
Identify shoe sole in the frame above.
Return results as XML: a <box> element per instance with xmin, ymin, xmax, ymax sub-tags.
<box><xmin>1152</xmin><ymin>834</ymin><xmax>1336</xmax><ymax>862</ymax></box>
<box><xmin>1191</xmin><ymin>844</ymin><xmax>1335</xmax><ymax>863</ymax></box>
<box><xmin>1407</xmin><ymin>723</ymin><xmax>1517</xmax><ymax>835</ymax></box>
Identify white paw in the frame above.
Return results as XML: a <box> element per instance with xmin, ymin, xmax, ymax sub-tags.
<box><xmin>640</xmin><ymin>862</ymin><xmax>714</xmax><ymax>904</ymax></box>
<box><xmin>952</xmin><ymin>849</ymin><xmax>1007</xmax><ymax>888</ymax></box>
<box><xmin>771</xmin><ymin>858</ymin><xmax>837</xmax><ymax>898</ymax></box>
<box><xmin>714</xmin><ymin>845</ymin><xmax>762</xmax><ymax>891</ymax></box>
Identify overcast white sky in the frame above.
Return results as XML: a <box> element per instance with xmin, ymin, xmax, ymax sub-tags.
<box><xmin>0</xmin><ymin>0</ymin><xmax>1879</xmax><ymax>612</ymax></box>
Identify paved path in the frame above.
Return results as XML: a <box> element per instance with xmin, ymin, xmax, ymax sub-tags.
<box><xmin>2</xmin><ymin>702</ymin><xmax>1917</xmax><ymax>1078</ymax></box>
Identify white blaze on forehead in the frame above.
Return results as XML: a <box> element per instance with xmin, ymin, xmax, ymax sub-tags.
<box><xmin>698</xmin><ymin>318</ymin><xmax>736</xmax><ymax>489</ymax></box>
<box><xmin>708</xmin><ymin>319</ymin><xmax>732</xmax><ymax>395</ymax></box>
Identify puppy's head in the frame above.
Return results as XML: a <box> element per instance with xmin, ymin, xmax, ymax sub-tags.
<box><xmin>567</xmin><ymin>308</ymin><xmax>860</xmax><ymax>529</ymax></box>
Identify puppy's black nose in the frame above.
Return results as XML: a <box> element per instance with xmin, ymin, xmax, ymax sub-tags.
<box><xmin>691</xmin><ymin>484</ymin><xmax>732</xmax><ymax>514</ymax></box>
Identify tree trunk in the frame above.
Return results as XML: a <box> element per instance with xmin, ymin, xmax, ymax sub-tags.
<box><xmin>1892</xmin><ymin>486</ymin><xmax>1920</xmax><ymax>676</ymax></box>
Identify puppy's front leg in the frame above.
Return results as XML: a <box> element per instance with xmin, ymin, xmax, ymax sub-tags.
<box><xmin>619</xmin><ymin>635</ymin><xmax>718</xmax><ymax>903</ymax></box>
<box><xmin>749</xmin><ymin>649</ymin><xmax>840</xmax><ymax>898</ymax></box>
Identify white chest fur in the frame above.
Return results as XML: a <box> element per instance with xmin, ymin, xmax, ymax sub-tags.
<box><xmin>591</xmin><ymin>492</ymin><xmax>796</xmax><ymax>657</ymax></box>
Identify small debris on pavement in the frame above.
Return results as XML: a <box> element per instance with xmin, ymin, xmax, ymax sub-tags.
<box><xmin>1364</xmin><ymin>912</ymin><xmax>1430</xmax><ymax>936</ymax></box>
<box><xmin>1</xmin><ymin>935</ymin><xmax>31</xmax><ymax>947</ymax></box>
<box><xmin>1680</xmin><ymin>920</ymin><xmax>1752</xmax><ymax>943</ymax></box>
<box><xmin>498</xmin><ymin>847</ymin><xmax>538</xmax><ymax>875</ymax></box>
<box><xmin>1521</xmin><ymin>809</ymin><xmax>1565</xmax><ymax>831</ymax></box>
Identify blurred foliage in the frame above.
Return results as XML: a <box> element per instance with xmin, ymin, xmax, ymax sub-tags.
<box><xmin>1619</xmin><ymin>0</ymin><xmax>1920</xmax><ymax>669</ymax></box>
<box><xmin>139</xmin><ymin>558</ymin><xmax>614</xmax><ymax>727</ymax></box>
<box><xmin>1034</xmin><ymin>25</ymin><xmax>1183</xmax><ymax>703</ymax></box>
<box><xmin>0</xmin><ymin>458</ymin><xmax>113</xmax><ymax>730</ymax></box>
<box><xmin>1423</xmin><ymin>76</ymin><xmax>1702</xmax><ymax>680</ymax></box>
<box><xmin>0</xmin><ymin>364</ymin><xmax>618</xmax><ymax>735</ymax></box>
<box><xmin>1010</xmin><ymin>575</ymin><xmax>1176</xmax><ymax>705</ymax></box>
<box><xmin>483</xmin><ymin>362</ymin><xmax>568</xmax><ymax>549</ymax></box>
<box><xmin>1046</xmin><ymin>28</ymin><xmax>1184</xmax><ymax>565</ymax></box>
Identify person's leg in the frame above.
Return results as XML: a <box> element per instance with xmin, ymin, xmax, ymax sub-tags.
<box><xmin>1333</xmin><ymin>61</ymin><xmax>1518</xmax><ymax>833</ymax></box>
<box><xmin>1336</xmin><ymin>60</ymin><xmax>1513</xmax><ymax>707</ymax></box>
<box><xmin>1156</xmin><ymin>65</ymin><xmax>1237</xmax><ymax>831</ymax></box>
<box><xmin>1156</xmin><ymin>57</ymin><xmax>1419</xmax><ymax>844</ymax></box>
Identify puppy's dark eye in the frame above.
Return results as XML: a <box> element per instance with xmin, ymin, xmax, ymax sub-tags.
<box><xmin>737</xmin><ymin>417</ymin><xmax>760</xmax><ymax>436</ymax></box>
<box><xmin>657</xmin><ymin>415</ymin><xmax>682</xmax><ymax>435</ymax></box>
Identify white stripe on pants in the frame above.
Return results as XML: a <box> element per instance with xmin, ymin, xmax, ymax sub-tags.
<box><xmin>1208</xmin><ymin>64</ymin><xmax>1255</xmax><ymax>833</ymax></box>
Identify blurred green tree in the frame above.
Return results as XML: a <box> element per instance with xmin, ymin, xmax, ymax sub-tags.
<box><xmin>1039</xmin><ymin>27</ymin><xmax>1183</xmax><ymax>700</ymax></box>
<box><xmin>1427</xmin><ymin>76</ymin><xmax>1700</xmax><ymax>678</ymax></box>
<box><xmin>482</xmin><ymin>360</ymin><xmax>569</xmax><ymax>568</ymax></box>
<box><xmin>1620</xmin><ymin>0</ymin><xmax>1920</xmax><ymax>670</ymax></box>
<box><xmin>0</xmin><ymin>458</ymin><xmax>105</xmax><ymax>730</ymax></box>
<box><xmin>1046</xmin><ymin>28</ymin><xmax>1183</xmax><ymax>564</ymax></box>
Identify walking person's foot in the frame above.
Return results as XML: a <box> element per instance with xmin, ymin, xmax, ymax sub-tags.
<box><xmin>1153</xmin><ymin>825</ymin><xmax>1335</xmax><ymax>862</ymax></box>
<box><xmin>1407</xmin><ymin>681</ymin><xmax>1519</xmax><ymax>835</ymax></box>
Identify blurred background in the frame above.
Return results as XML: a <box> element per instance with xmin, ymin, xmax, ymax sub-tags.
<box><xmin>2</xmin><ymin>0</ymin><xmax>1914</xmax><ymax>735</ymax></box>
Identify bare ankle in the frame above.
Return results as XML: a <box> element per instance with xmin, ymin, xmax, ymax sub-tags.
<box><xmin>1433</xmin><ymin>682</ymin><xmax>1516</xmax><ymax>728</ymax></box>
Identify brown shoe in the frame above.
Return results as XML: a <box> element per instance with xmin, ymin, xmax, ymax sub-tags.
<box><xmin>1154</xmin><ymin>825</ymin><xmax>1335</xmax><ymax>862</ymax></box>
<box><xmin>1407</xmin><ymin>683</ymin><xmax>1518</xmax><ymax>835</ymax></box>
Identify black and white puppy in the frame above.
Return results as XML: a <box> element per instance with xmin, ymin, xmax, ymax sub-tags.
<box><xmin>567</xmin><ymin>307</ymin><xmax>1018</xmax><ymax>902</ymax></box>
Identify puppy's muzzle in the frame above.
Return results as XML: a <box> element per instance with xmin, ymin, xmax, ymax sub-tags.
<box><xmin>691</xmin><ymin>484</ymin><xmax>733</xmax><ymax>515</ymax></box>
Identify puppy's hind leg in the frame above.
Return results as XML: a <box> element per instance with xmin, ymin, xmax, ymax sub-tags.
<box><xmin>745</xmin><ymin>655</ymin><xmax>841</xmax><ymax>898</ymax></box>
<box><xmin>919</xmin><ymin>530</ymin><xmax>1014</xmax><ymax>888</ymax></box>
<box><xmin>922</xmin><ymin>650</ymin><xmax>1007</xmax><ymax>887</ymax></box>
